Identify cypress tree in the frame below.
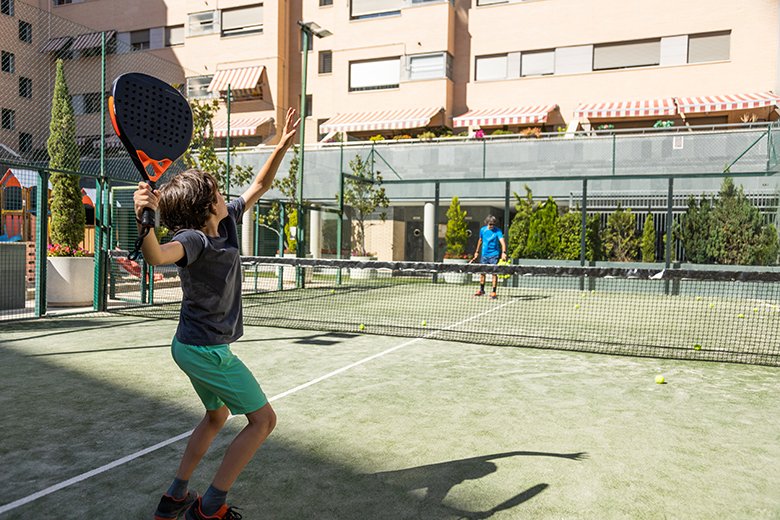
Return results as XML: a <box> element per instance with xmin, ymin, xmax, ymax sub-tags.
<box><xmin>525</xmin><ymin>197</ymin><xmax>560</xmax><ymax>259</ymax></box>
<box><xmin>47</xmin><ymin>59</ymin><xmax>84</xmax><ymax>251</ymax></box>
<box><xmin>677</xmin><ymin>195</ymin><xmax>713</xmax><ymax>264</ymax></box>
<box><xmin>640</xmin><ymin>213</ymin><xmax>656</xmax><ymax>262</ymax></box>
<box><xmin>445</xmin><ymin>196</ymin><xmax>469</xmax><ymax>258</ymax></box>
<box><xmin>507</xmin><ymin>185</ymin><xmax>534</xmax><ymax>258</ymax></box>
<box><xmin>604</xmin><ymin>206</ymin><xmax>639</xmax><ymax>262</ymax></box>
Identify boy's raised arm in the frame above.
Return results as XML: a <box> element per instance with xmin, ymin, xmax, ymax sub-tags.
<box><xmin>240</xmin><ymin>108</ymin><xmax>300</xmax><ymax>208</ymax></box>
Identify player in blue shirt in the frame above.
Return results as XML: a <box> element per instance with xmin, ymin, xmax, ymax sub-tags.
<box><xmin>472</xmin><ymin>215</ymin><xmax>507</xmax><ymax>299</ymax></box>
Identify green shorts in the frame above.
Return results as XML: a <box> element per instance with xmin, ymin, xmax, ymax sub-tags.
<box><xmin>171</xmin><ymin>337</ymin><xmax>268</xmax><ymax>415</ymax></box>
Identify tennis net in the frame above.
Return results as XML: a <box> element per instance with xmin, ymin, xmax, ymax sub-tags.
<box><xmin>112</xmin><ymin>253</ymin><xmax>780</xmax><ymax>366</ymax></box>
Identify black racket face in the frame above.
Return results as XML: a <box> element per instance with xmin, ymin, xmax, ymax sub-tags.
<box><xmin>110</xmin><ymin>73</ymin><xmax>193</xmax><ymax>182</ymax></box>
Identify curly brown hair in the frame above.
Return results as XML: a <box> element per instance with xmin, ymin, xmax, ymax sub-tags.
<box><xmin>158</xmin><ymin>169</ymin><xmax>219</xmax><ymax>232</ymax></box>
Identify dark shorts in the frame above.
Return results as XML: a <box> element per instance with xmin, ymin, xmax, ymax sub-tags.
<box><xmin>481</xmin><ymin>255</ymin><xmax>499</xmax><ymax>265</ymax></box>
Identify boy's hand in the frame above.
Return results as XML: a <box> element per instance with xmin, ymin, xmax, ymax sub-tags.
<box><xmin>278</xmin><ymin>107</ymin><xmax>301</xmax><ymax>150</ymax></box>
<box><xmin>133</xmin><ymin>182</ymin><xmax>159</xmax><ymax>221</ymax></box>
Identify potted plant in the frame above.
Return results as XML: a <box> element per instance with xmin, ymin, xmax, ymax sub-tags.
<box><xmin>443</xmin><ymin>197</ymin><xmax>470</xmax><ymax>284</ymax></box>
<box><xmin>46</xmin><ymin>59</ymin><xmax>93</xmax><ymax>307</ymax></box>
<box><xmin>341</xmin><ymin>154</ymin><xmax>389</xmax><ymax>279</ymax></box>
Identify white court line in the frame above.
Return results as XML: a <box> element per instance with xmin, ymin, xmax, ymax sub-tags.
<box><xmin>0</xmin><ymin>299</ymin><xmax>515</xmax><ymax>515</ymax></box>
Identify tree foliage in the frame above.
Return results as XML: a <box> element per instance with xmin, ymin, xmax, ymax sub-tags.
<box><xmin>47</xmin><ymin>59</ymin><xmax>85</xmax><ymax>251</ymax></box>
<box><xmin>604</xmin><ymin>206</ymin><xmax>639</xmax><ymax>262</ymax></box>
<box><xmin>183</xmin><ymin>98</ymin><xmax>254</xmax><ymax>195</ymax></box>
<box><xmin>640</xmin><ymin>213</ymin><xmax>656</xmax><ymax>262</ymax></box>
<box><xmin>256</xmin><ymin>145</ymin><xmax>301</xmax><ymax>252</ymax></box>
<box><xmin>445</xmin><ymin>196</ymin><xmax>469</xmax><ymax>258</ymax></box>
<box><xmin>340</xmin><ymin>154</ymin><xmax>389</xmax><ymax>256</ymax></box>
<box><xmin>525</xmin><ymin>197</ymin><xmax>560</xmax><ymax>259</ymax></box>
<box><xmin>507</xmin><ymin>185</ymin><xmax>534</xmax><ymax>258</ymax></box>
<box><xmin>677</xmin><ymin>195</ymin><xmax>713</xmax><ymax>264</ymax></box>
<box><xmin>557</xmin><ymin>210</ymin><xmax>602</xmax><ymax>261</ymax></box>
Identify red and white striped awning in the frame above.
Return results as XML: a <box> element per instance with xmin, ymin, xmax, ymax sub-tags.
<box><xmin>211</xmin><ymin>115</ymin><xmax>273</xmax><ymax>138</ymax></box>
<box><xmin>320</xmin><ymin>107</ymin><xmax>443</xmax><ymax>133</ymax></box>
<box><xmin>574</xmin><ymin>98</ymin><xmax>677</xmax><ymax>119</ymax></box>
<box><xmin>40</xmin><ymin>36</ymin><xmax>72</xmax><ymax>53</ymax></box>
<box><xmin>71</xmin><ymin>31</ymin><xmax>116</xmax><ymax>51</ymax></box>
<box><xmin>453</xmin><ymin>105</ymin><xmax>557</xmax><ymax>128</ymax></box>
<box><xmin>208</xmin><ymin>66</ymin><xmax>265</xmax><ymax>94</ymax></box>
<box><xmin>675</xmin><ymin>92</ymin><xmax>780</xmax><ymax>114</ymax></box>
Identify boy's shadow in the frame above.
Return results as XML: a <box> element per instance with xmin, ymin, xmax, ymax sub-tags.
<box><xmin>371</xmin><ymin>451</ymin><xmax>587</xmax><ymax>519</ymax></box>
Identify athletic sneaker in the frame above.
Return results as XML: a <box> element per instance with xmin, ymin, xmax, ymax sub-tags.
<box><xmin>474</xmin><ymin>289</ymin><xmax>485</xmax><ymax>296</ymax></box>
<box><xmin>154</xmin><ymin>491</ymin><xmax>198</xmax><ymax>520</ymax></box>
<box><xmin>185</xmin><ymin>498</ymin><xmax>243</xmax><ymax>520</ymax></box>
<box><xmin>490</xmin><ymin>292</ymin><xmax>497</xmax><ymax>300</ymax></box>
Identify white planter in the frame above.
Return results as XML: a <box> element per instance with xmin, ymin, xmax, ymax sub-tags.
<box><xmin>442</xmin><ymin>258</ymin><xmax>470</xmax><ymax>284</ymax></box>
<box><xmin>279</xmin><ymin>253</ymin><xmax>312</xmax><ymax>284</ymax></box>
<box><xmin>47</xmin><ymin>256</ymin><xmax>94</xmax><ymax>307</ymax></box>
<box><xmin>350</xmin><ymin>255</ymin><xmax>377</xmax><ymax>280</ymax></box>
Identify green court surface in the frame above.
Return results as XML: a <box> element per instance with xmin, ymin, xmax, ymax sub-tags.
<box><xmin>1</xmin><ymin>314</ymin><xmax>779</xmax><ymax>519</ymax></box>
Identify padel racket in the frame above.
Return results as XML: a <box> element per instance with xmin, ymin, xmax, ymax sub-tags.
<box><xmin>109</xmin><ymin>72</ymin><xmax>193</xmax><ymax>259</ymax></box>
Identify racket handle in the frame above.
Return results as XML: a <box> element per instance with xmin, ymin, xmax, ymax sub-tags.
<box><xmin>140</xmin><ymin>207</ymin><xmax>155</xmax><ymax>228</ymax></box>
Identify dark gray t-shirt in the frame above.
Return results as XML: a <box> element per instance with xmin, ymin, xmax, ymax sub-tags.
<box><xmin>171</xmin><ymin>197</ymin><xmax>245</xmax><ymax>346</ymax></box>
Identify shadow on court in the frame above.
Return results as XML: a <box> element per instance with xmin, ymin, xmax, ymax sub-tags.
<box><xmin>370</xmin><ymin>451</ymin><xmax>586</xmax><ymax>519</ymax></box>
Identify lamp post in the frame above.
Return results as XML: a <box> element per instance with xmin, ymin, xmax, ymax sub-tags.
<box><xmin>296</xmin><ymin>21</ymin><xmax>332</xmax><ymax>267</ymax></box>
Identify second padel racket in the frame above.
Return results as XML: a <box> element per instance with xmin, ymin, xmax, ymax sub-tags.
<box><xmin>109</xmin><ymin>72</ymin><xmax>193</xmax><ymax>259</ymax></box>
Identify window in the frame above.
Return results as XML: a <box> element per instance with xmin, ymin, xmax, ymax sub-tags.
<box><xmin>408</xmin><ymin>53</ymin><xmax>450</xmax><ymax>80</ymax></box>
<box><xmin>350</xmin><ymin>0</ymin><xmax>403</xmax><ymax>19</ymax></box>
<box><xmin>2</xmin><ymin>108</ymin><xmax>15</xmax><ymax>130</ymax></box>
<box><xmin>477</xmin><ymin>0</ymin><xmax>507</xmax><ymax>4</ymax></box>
<box><xmin>318</xmin><ymin>51</ymin><xmax>332</xmax><ymax>74</ymax></box>
<box><xmin>688</xmin><ymin>31</ymin><xmax>730</xmax><ymax>63</ymax></box>
<box><xmin>521</xmin><ymin>49</ymin><xmax>554</xmax><ymax>76</ymax></box>
<box><xmin>19</xmin><ymin>77</ymin><xmax>32</xmax><ymax>98</ymax></box>
<box><xmin>349</xmin><ymin>57</ymin><xmax>400</xmax><ymax>91</ymax></box>
<box><xmin>72</xmin><ymin>92</ymin><xmax>104</xmax><ymax>115</ymax></box>
<box><xmin>475</xmin><ymin>54</ymin><xmax>507</xmax><ymax>81</ymax></box>
<box><xmin>222</xmin><ymin>4</ymin><xmax>263</xmax><ymax>37</ymax></box>
<box><xmin>186</xmin><ymin>75</ymin><xmax>213</xmax><ymax>98</ymax></box>
<box><xmin>320</xmin><ymin>0</ymin><xmax>333</xmax><ymax>5</ymax></box>
<box><xmin>19</xmin><ymin>21</ymin><xmax>32</xmax><ymax>44</ymax></box>
<box><xmin>317</xmin><ymin>118</ymin><xmax>329</xmax><ymax>140</ymax></box>
<box><xmin>1</xmin><ymin>51</ymin><xmax>15</xmax><ymax>73</ymax></box>
<box><xmin>299</xmin><ymin>94</ymin><xmax>312</xmax><ymax>117</ymax></box>
<box><xmin>19</xmin><ymin>132</ymin><xmax>32</xmax><ymax>154</ymax></box>
<box><xmin>1</xmin><ymin>0</ymin><xmax>13</xmax><ymax>16</ymax></box>
<box><xmin>188</xmin><ymin>11</ymin><xmax>218</xmax><ymax>37</ymax></box>
<box><xmin>165</xmin><ymin>25</ymin><xmax>185</xmax><ymax>46</ymax></box>
<box><xmin>130</xmin><ymin>29</ymin><xmax>150</xmax><ymax>50</ymax></box>
<box><xmin>53</xmin><ymin>0</ymin><xmax>73</xmax><ymax>5</ymax></box>
<box><xmin>593</xmin><ymin>39</ymin><xmax>660</xmax><ymax>70</ymax></box>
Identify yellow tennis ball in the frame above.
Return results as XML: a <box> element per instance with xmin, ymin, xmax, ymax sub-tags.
<box><xmin>753</xmin><ymin>308</ymin><xmax>759</xmax><ymax>313</ymax></box>
<box><xmin>693</xmin><ymin>344</ymin><xmax>702</xmax><ymax>351</ymax></box>
<box><xmin>421</xmin><ymin>320</ymin><xmax>427</xmax><ymax>327</ymax></box>
<box><xmin>358</xmin><ymin>323</ymin><xmax>365</xmax><ymax>331</ymax></box>
<box><xmin>696</xmin><ymin>296</ymin><xmax>702</xmax><ymax>301</ymax></box>
<box><xmin>709</xmin><ymin>303</ymin><xmax>715</xmax><ymax>309</ymax></box>
<box><xmin>574</xmin><ymin>304</ymin><xmax>581</xmax><ymax>310</ymax></box>
<box><xmin>655</xmin><ymin>375</ymin><xmax>665</xmax><ymax>384</ymax></box>
<box><xmin>737</xmin><ymin>313</ymin><xmax>745</xmax><ymax>319</ymax></box>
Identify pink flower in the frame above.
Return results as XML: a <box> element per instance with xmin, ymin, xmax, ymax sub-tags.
<box><xmin>474</xmin><ymin>129</ymin><xmax>485</xmax><ymax>139</ymax></box>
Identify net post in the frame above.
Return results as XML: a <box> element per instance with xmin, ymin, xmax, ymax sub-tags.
<box><xmin>337</xmin><ymin>148</ymin><xmax>345</xmax><ymax>286</ymax></box>
<box><xmin>141</xmin><ymin>260</ymin><xmax>149</xmax><ymax>304</ymax></box>
<box><xmin>665</xmin><ymin>177</ymin><xmax>674</xmax><ymax>295</ymax></box>
<box><xmin>149</xmin><ymin>265</ymin><xmax>155</xmax><ymax>305</ymax></box>
<box><xmin>253</xmin><ymin>202</ymin><xmax>259</xmax><ymax>256</ymax></box>
<box><xmin>580</xmin><ymin>178</ymin><xmax>588</xmax><ymax>291</ymax></box>
<box><xmin>93</xmin><ymin>31</ymin><xmax>107</xmax><ymax>312</ymax></box>
<box><xmin>278</xmin><ymin>202</ymin><xmax>285</xmax><ymax>291</ymax></box>
<box><xmin>433</xmin><ymin>182</ymin><xmax>440</xmax><ymax>283</ymax></box>
<box><xmin>225</xmin><ymin>84</ymin><xmax>231</xmax><ymax>201</ymax></box>
<box><xmin>34</xmin><ymin>168</ymin><xmax>49</xmax><ymax>317</ymax></box>
<box><xmin>503</xmin><ymin>181</ymin><xmax>510</xmax><ymax>237</ymax></box>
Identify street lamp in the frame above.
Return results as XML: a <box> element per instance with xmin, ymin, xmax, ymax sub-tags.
<box><xmin>296</xmin><ymin>21</ymin><xmax>331</xmax><ymax>270</ymax></box>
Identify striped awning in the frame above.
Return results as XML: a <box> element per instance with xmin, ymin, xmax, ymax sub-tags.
<box><xmin>208</xmin><ymin>66</ymin><xmax>265</xmax><ymax>94</ymax></box>
<box><xmin>675</xmin><ymin>92</ymin><xmax>780</xmax><ymax>114</ymax></box>
<box><xmin>453</xmin><ymin>105</ymin><xmax>558</xmax><ymax>128</ymax></box>
<box><xmin>71</xmin><ymin>31</ymin><xmax>116</xmax><ymax>51</ymax></box>
<box><xmin>320</xmin><ymin>107</ymin><xmax>443</xmax><ymax>133</ymax></box>
<box><xmin>574</xmin><ymin>98</ymin><xmax>677</xmax><ymax>119</ymax></box>
<box><xmin>211</xmin><ymin>115</ymin><xmax>273</xmax><ymax>138</ymax></box>
<box><xmin>41</xmin><ymin>36</ymin><xmax>72</xmax><ymax>53</ymax></box>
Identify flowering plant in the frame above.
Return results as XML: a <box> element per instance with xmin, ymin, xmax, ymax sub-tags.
<box><xmin>443</xmin><ymin>252</ymin><xmax>471</xmax><ymax>259</ymax></box>
<box><xmin>474</xmin><ymin>129</ymin><xmax>485</xmax><ymax>139</ymax></box>
<box><xmin>47</xmin><ymin>243</ymin><xmax>92</xmax><ymax>257</ymax></box>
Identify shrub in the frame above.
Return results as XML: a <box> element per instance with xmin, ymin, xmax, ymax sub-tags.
<box><xmin>557</xmin><ymin>210</ymin><xmax>602</xmax><ymax>261</ymax></box>
<box><xmin>519</xmin><ymin>127</ymin><xmax>541</xmax><ymax>138</ymax></box>
<box><xmin>445</xmin><ymin>197</ymin><xmax>469</xmax><ymax>258</ymax></box>
<box><xmin>641</xmin><ymin>213</ymin><xmax>656</xmax><ymax>262</ymax></box>
<box><xmin>604</xmin><ymin>206</ymin><xmax>639</xmax><ymax>262</ymax></box>
<box><xmin>369</xmin><ymin>134</ymin><xmax>385</xmax><ymax>141</ymax></box>
<box><xmin>525</xmin><ymin>197</ymin><xmax>560</xmax><ymax>259</ymax></box>
<box><xmin>491</xmin><ymin>129</ymin><xmax>514</xmax><ymax>136</ymax></box>
<box><xmin>48</xmin><ymin>59</ymin><xmax>84</xmax><ymax>253</ymax></box>
<box><xmin>508</xmin><ymin>186</ymin><xmax>534</xmax><ymax>258</ymax></box>
<box><xmin>417</xmin><ymin>131</ymin><xmax>436</xmax><ymax>140</ymax></box>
